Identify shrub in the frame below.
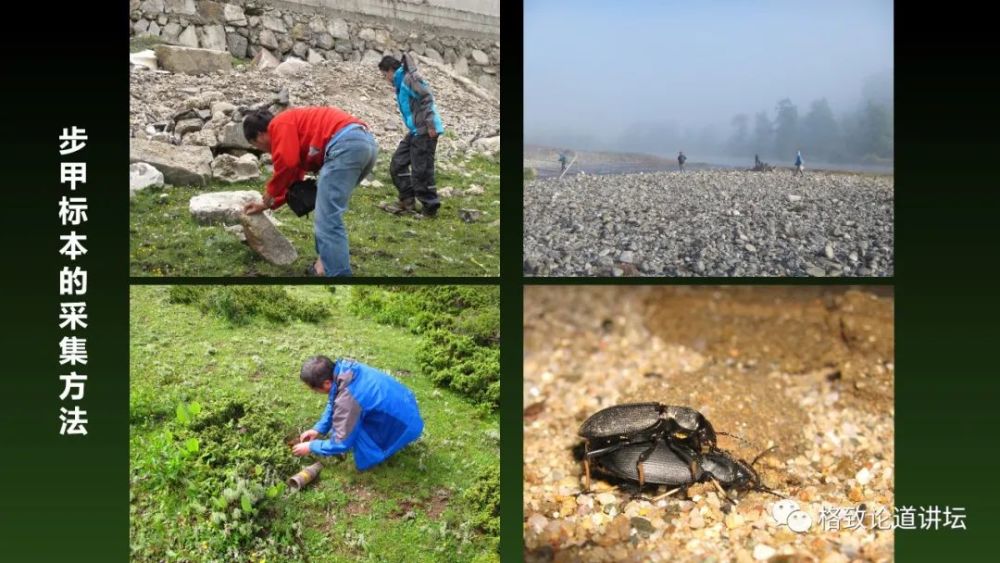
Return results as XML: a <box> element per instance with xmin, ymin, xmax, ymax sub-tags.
<box><xmin>167</xmin><ymin>286</ymin><xmax>328</xmax><ymax>325</ymax></box>
<box><xmin>464</xmin><ymin>463</ymin><xmax>500</xmax><ymax>539</ymax></box>
<box><xmin>352</xmin><ymin>287</ymin><xmax>500</xmax><ymax>411</ymax></box>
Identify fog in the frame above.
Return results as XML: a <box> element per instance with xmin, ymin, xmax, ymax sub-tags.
<box><xmin>524</xmin><ymin>0</ymin><xmax>894</xmax><ymax>165</ymax></box>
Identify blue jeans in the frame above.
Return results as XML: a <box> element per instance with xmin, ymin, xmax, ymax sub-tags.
<box><xmin>314</xmin><ymin>126</ymin><xmax>378</xmax><ymax>276</ymax></box>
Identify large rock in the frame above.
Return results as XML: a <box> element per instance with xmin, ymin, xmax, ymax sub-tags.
<box><xmin>328</xmin><ymin>19</ymin><xmax>349</xmax><ymax>40</ymax></box>
<box><xmin>222</xmin><ymin>3</ymin><xmax>246</xmax><ymax>26</ymax></box>
<box><xmin>261</xmin><ymin>14</ymin><xmax>287</xmax><ymax>33</ymax></box>
<box><xmin>211</xmin><ymin>153</ymin><xmax>260</xmax><ymax>183</ymax></box>
<box><xmin>361</xmin><ymin>49</ymin><xmax>382</xmax><ymax>65</ymax></box>
<box><xmin>189</xmin><ymin>191</ymin><xmax>260</xmax><ymax>224</ymax></box>
<box><xmin>155</xmin><ymin>45</ymin><xmax>231</xmax><ymax>74</ymax></box>
<box><xmin>251</xmin><ymin>48</ymin><xmax>280</xmax><ymax>70</ymax></box>
<box><xmin>306</xmin><ymin>49</ymin><xmax>325</xmax><ymax>64</ymax></box>
<box><xmin>176</xmin><ymin>25</ymin><xmax>199</xmax><ymax>48</ymax></box>
<box><xmin>198</xmin><ymin>25</ymin><xmax>227</xmax><ymax>51</ymax></box>
<box><xmin>130</xmin><ymin>49</ymin><xmax>158</xmax><ymax>71</ymax></box>
<box><xmin>129</xmin><ymin>162</ymin><xmax>164</xmax><ymax>196</ymax></box>
<box><xmin>160</xmin><ymin>22</ymin><xmax>182</xmax><ymax>43</ymax></box>
<box><xmin>219</xmin><ymin>122</ymin><xmax>254</xmax><ymax>149</ymax></box>
<box><xmin>174</xmin><ymin>117</ymin><xmax>203</xmax><ymax>136</ymax></box>
<box><xmin>240</xmin><ymin>213</ymin><xmax>298</xmax><ymax>265</ymax></box>
<box><xmin>130</xmin><ymin>138</ymin><xmax>212</xmax><ymax>186</ymax></box>
<box><xmin>316</xmin><ymin>32</ymin><xmax>334</xmax><ymax>50</ymax></box>
<box><xmin>227</xmin><ymin>32</ymin><xmax>248</xmax><ymax>58</ymax></box>
<box><xmin>164</xmin><ymin>0</ymin><xmax>195</xmax><ymax>16</ymax></box>
<box><xmin>470</xmin><ymin>49</ymin><xmax>489</xmax><ymax>65</ymax></box>
<box><xmin>259</xmin><ymin>29</ymin><xmax>279</xmax><ymax>50</ymax></box>
<box><xmin>453</xmin><ymin>56</ymin><xmax>469</xmax><ymax>76</ymax></box>
<box><xmin>274</xmin><ymin>57</ymin><xmax>311</xmax><ymax>77</ymax></box>
<box><xmin>472</xmin><ymin>135</ymin><xmax>500</xmax><ymax>155</ymax></box>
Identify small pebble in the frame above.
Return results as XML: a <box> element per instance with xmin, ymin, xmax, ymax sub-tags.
<box><xmin>855</xmin><ymin>467</ymin><xmax>872</xmax><ymax>486</ymax></box>
<box><xmin>753</xmin><ymin>544</ymin><xmax>776</xmax><ymax>561</ymax></box>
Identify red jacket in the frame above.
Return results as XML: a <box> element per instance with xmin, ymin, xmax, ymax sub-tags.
<box><xmin>265</xmin><ymin>107</ymin><xmax>367</xmax><ymax>208</ymax></box>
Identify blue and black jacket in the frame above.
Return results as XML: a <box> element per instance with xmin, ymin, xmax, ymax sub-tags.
<box><xmin>393</xmin><ymin>53</ymin><xmax>445</xmax><ymax>137</ymax></box>
<box><xmin>309</xmin><ymin>358</ymin><xmax>424</xmax><ymax>470</ymax></box>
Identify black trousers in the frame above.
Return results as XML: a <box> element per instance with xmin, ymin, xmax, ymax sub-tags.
<box><xmin>389</xmin><ymin>132</ymin><xmax>439</xmax><ymax>206</ymax></box>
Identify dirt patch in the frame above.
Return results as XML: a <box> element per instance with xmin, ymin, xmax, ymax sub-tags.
<box><xmin>427</xmin><ymin>488</ymin><xmax>452</xmax><ymax>519</ymax></box>
<box><xmin>344</xmin><ymin>483</ymin><xmax>374</xmax><ymax>517</ymax></box>
<box><xmin>524</xmin><ymin>286</ymin><xmax>894</xmax><ymax>562</ymax></box>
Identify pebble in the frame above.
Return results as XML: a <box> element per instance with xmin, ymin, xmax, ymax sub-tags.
<box><xmin>753</xmin><ymin>544</ymin><xmax>776</xmax><ymax>560</ymax></box>
<box><xmin>856</xmin><ymin>467</ymin><xmax>873</xmax><ymax>486</ymax></box>
<box><xmin>596</xmin><ymin>493</ymin><xmax>617</xmax><ymax>506</ymax></box>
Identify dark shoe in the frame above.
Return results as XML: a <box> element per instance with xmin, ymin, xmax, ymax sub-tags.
<box><xmin>421</xmin><ymin>202</ymin><xmax>441</xmax><ymax>218</ymax></box>
<box><xmin>379</xmin><ymin>198</ymin><xmax>417</xmax><ymax>215</ymax></box>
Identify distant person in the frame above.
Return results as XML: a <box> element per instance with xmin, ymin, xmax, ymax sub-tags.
<box><xmin>755</xmin><ymin>154</ymin><xmax>762</xmax><ymax>168</ymax></box>
<box><xmin>793</xmin><ymin>150</ymin><xmax>804</xmax><ymax>176</ymax></box>
<box><xmin>378</xmin><ymin>53</ymin><xmax>444</xmax><ymax>217</ymax></box>
<box><xmin>292</xmin><ymin>356</ymin><xmax>424</xmax><ymax>470</ymax></box>
<box><xmin>678</xmin><ymin>151</ymin><xmax>687</xmax><ymax>171</ymax></box>
<box><xmin>558</xmin><ymin>152</ymin><xmax>568</xmax><ymax>173</ymax></box>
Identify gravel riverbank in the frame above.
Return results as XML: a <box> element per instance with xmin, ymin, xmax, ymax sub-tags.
<box><xmin>523</xmin><ymin>170</ymin><xmax>893</xmax><ymax>277</ymax></box>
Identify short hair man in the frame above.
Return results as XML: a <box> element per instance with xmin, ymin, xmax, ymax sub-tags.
<box><xmin>242</xmin><ymin>107</ymin><xmax>377</xmax><ymax>276</ymax></box>
<box><xmin>378</xmin><ymin>54</ymin><xmax>445</xmax><ymax>217</ymax></box>
<box><xmin>292</xmin><ymin>356</ymin><xmax>424</xmax><ymax>469</ymax></box>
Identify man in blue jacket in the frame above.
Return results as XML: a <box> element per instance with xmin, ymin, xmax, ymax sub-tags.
<box><xmin>292</xmin><ymin>355</ymin><xmax>424</xmax><ymax>470</ymax></box>
<box><xmin>378</xmin><ymin>53</ymin><xmax>445</xmax><ymax>217</ymax></box>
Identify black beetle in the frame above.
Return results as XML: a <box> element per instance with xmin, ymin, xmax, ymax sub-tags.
<box><xmin>578</xmin><ymin>403</ymin><xmax>718</xmax><ymax>489</ymax></box>
<box><xmin>590</xmin><ymin>439</ymin><xmax>783</xmax><ymax>500</ymax></box>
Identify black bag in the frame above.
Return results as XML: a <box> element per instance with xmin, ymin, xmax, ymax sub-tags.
<box><xmin>286</xmin><ymin>178</ymin><xmax>317</xmax><ymax>217</ymax></box>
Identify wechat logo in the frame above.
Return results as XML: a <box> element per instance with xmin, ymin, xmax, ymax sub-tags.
<box><xmin>771</xmin><ymin>499</ymin><xmax>813</xmax><ymax>533</ymax></box>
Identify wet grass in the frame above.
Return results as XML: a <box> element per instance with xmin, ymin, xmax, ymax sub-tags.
<box><xmin>130</xmin><ymin>286</ymin><xmax>499</xmax><ymax>562</ymax></box>
<box><xmin>129</xmin><ymin>154</ymin><xmax>500</xmax><ymax>277</ymax></box>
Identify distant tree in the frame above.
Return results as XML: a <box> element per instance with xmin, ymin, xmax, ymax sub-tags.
<box><xmin>801</xmin><ymin>99</ymin><xmax>840</xmax><ymax>161</ymax></box>
<box><xmin>857</xmin><ymin>101</ymin><xmax>893</xmax><ymax>160</ymax></box>
<box><xmin>752</xmin><ymin>111</ymin><xmax>773</xmax><ymax>157</ymax></box>
<box><xmin>728</xmin><ymin>113</ymin><xmax>750</xmax><ymax>156</ymax></box>
<box><xmin>772</xmin><ymin>98</ymin><xmax>800</xmax><ymax>160</ymax></box>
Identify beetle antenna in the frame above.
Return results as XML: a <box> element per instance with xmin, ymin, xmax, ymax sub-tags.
<box><xmin>717</xmin><ymin>431</ymin><xmax>756</xmax><ymax>449</ymax></box>
<box><xmin>750</xmin><ymin>445</ymin><xmax>779</xmax><ymax>468</ymax></box>
<box><xmin>755</xmin><ymin>483</ymin><xmax>787</xmax><ymax>499</ymax></box>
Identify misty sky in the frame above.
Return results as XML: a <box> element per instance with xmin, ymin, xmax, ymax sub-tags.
<box><xmin>524</xmin><ymin>0</ymin><xmax>893</xmax><ymax>151</ymax></box>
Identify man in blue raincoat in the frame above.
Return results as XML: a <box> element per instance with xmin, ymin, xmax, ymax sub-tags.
<box><xmin>292</xmin><ymin>355</ymin><xmax>424</xmax><ymax>470</ymax></box>
<box><xmin>793</xmin><ymin>150</ymin><xmax>804</xmax><ymax>176</ymax></box>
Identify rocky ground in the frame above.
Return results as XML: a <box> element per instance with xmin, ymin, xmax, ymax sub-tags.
<box><xmin>524</xmin><ymin>286</ymin><xmax>894</xmax><ymax>562</ymax></box>
<box><xmin>523</xmin><ymin>171</ymin><xmax>893</xmax><ymax>277</ymax></box>
<box><xmin>130</xmin><ymin>54</ymin><xmax>499</xmax><ymax>159</ymax></box>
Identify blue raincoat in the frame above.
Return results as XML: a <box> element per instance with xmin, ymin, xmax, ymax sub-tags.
<box><xmin>308</xmin><ymin>358</ymin><xmax>424</xmax><ymax>470</ymax></box>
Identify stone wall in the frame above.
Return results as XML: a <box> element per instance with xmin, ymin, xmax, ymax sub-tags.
<box><xmin>128</xmin><ymin>0</ymin><xmax>500</xmax><ymax>90</ymax></box>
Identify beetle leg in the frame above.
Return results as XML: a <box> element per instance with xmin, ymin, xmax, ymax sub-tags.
<box><xmin>583</xmin><ymin>442</ymin><xmax>591</xmax><ymax>492</ymax></box>
<box><xmin>652</xmin><ymin>487</ymin><xmax>682</xmax><ymax>502</ymax></box>
<box><xmin>634</xmin><ymin>440</ymin><xmax>661</xmax><ymax>488</ymax></box>
<box><xmin>667</xmin><ymin>441</ymin><xmax>702</xmax><ymax>480</ymax></box>
<box><xmin>710</xmin><ymin>477</ymin><xmax>738</xmax><ymax>506</ymax></box>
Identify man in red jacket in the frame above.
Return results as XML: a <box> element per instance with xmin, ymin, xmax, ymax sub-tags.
<box><xmin>242</xmin><ymin>107</ymin><xmax>378</xmax><ymax>276</ymax></box>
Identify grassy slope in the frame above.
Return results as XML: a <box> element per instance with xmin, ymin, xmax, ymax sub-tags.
<box><xmin>130</xmin><ymin>154</ymin><xmax>500</xmax><ymax>277</ymax></box>
<box><xmin>130</xmin><ymin>286</ymin><xmax>499</xmax><ymax>562</ymax></box>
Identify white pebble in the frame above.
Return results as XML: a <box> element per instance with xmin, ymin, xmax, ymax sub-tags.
<box><xmin>596</xmin><ymin>492</ymin><xmax>617</xmax><ymax>505</ymax></box>
<box><xmin>856</xmin><ymin>467</ymin><xmax>873</xmax><ymax>485</ymax></box>
<box><xmin>753</xmin><ymin>544</ymin><xmax>777</xmax><ymax>560</ymax></box>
